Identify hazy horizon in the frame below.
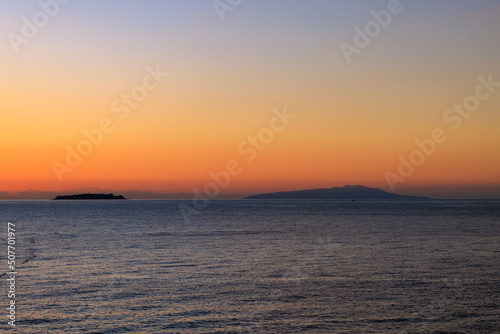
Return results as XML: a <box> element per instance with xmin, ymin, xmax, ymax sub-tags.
<box><xmin>2</xmin><ymin>183</ymin><xmax>500</xmax><ymax>200</ymax></box>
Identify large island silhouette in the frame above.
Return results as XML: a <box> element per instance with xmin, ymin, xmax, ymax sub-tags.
<box><xmin>244</xmin><ymin>185</ymin><xmax>429</xmax><ymax>200</ymax></box>
<box><xmin>53</xmin><ymin>193</ymin><xmax>126</xmax><ymax>200</ymax></box>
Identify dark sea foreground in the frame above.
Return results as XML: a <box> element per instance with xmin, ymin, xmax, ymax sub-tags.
<box><xmin>0</xmin><ymin>199</ymin><xmax>499</xmax><ymax>333</ymax></box>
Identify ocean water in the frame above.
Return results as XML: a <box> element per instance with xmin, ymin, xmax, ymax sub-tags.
<box><xmin>0</xmin><ymin>199</ymin><xmax>499</xmax><ymax>333</ymax></box>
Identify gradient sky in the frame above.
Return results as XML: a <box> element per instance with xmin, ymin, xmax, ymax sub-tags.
<box><xmin>1</xmin><ymin>0</ymin><xmax>499</xmax><ymax>198</ymax></box>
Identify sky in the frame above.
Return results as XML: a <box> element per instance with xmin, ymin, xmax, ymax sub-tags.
<box><xmin>1</xmin><ymin>0</ymin><xmax>499</xmax><ymax>199</ymax></box>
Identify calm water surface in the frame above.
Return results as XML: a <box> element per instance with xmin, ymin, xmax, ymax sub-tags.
<box><xmin>0</xmin><ymin>200</ymin><xmax>499</xmax><ymax>333</ymax></box>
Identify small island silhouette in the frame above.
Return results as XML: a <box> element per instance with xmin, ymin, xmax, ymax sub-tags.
<box><xmin>53</xmin><ymin>193</ymin><xmax>127</xmax><ymax>200</ymax></box>
<box><xmin>244</xmin><ymin>185</ymin><xmax>429</xmax><ymax>200</ymax></box>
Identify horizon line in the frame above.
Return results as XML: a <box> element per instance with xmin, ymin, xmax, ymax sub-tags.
<box><xmin>1</xmin><ymin>184</ymin><xmax>500</xmax><ymax>200</ymax></box>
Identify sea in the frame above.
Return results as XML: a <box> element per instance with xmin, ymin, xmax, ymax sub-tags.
<box><xmin>0</xmin><ymin>199</ymin><xmax>499</xmax><ymax>333</ymax></box>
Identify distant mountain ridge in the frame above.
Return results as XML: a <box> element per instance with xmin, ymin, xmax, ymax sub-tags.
<box><xmin>244</xmin><ymin>185</ymin><xmax>429</xmax><ymax>200</ymax></box>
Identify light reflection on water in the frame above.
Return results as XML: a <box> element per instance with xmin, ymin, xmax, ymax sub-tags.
<box><xmin>1</xmin><ymin>200</ymin><xmax>499</xmax><ymax>333</ymax></box>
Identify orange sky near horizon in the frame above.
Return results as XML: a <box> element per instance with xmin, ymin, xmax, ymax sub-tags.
<box><xmin>1</xmin><ymin>1</ymin><xmax>499</xmax><ymax>198</ymax></box>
